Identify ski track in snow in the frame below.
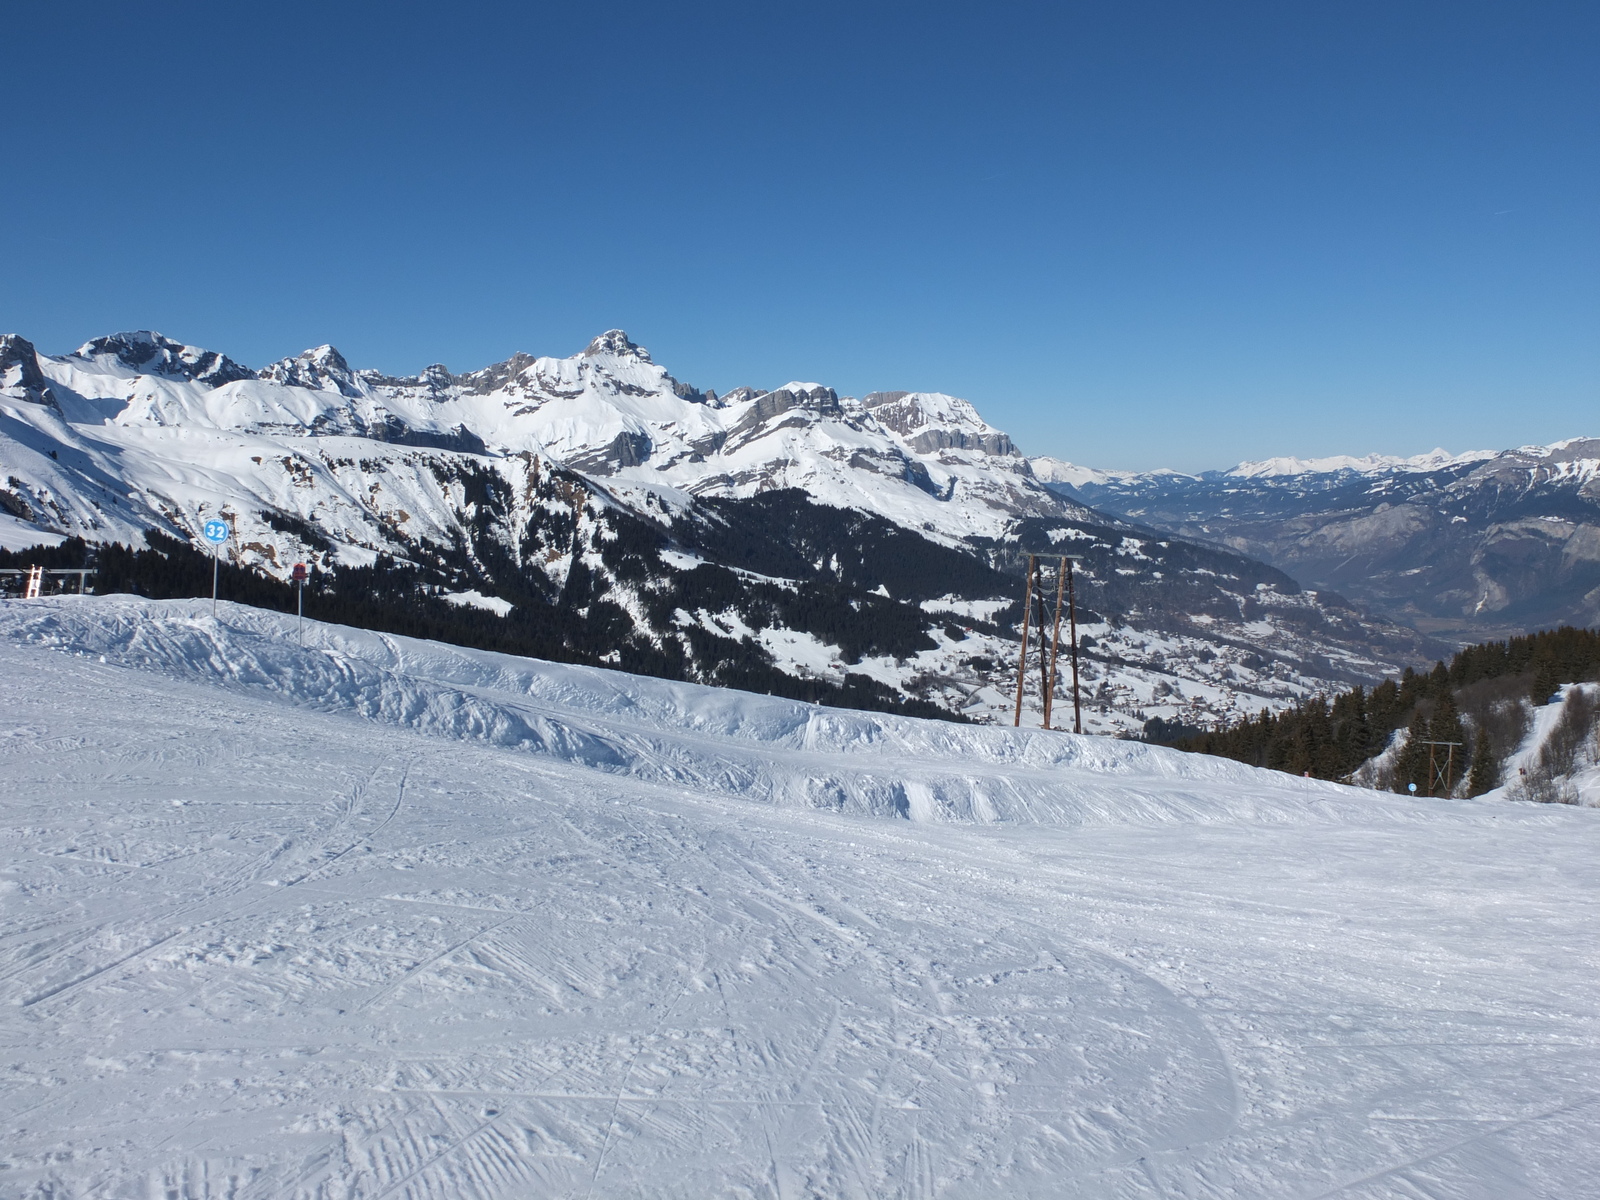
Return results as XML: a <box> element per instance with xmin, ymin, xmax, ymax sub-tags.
<box><xmin>0</xmin><ymin>597</ymin><xmax>1598</xmax><ymax>1198</ymax></box>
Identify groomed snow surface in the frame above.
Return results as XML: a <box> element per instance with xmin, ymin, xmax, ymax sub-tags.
<box><xmin>2</xmin><ymin>598</ymin><xmax>1597</xmax><ymax>1199</ymax></box>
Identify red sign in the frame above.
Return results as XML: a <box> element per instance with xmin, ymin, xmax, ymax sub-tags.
<box><xmin>291</xmin><ymin>563</ymin><xmax>309</xmax><ymax>583</ymax></box>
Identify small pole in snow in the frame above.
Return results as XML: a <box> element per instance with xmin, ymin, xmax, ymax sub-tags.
<box><xmin>292</xmin><ymin>562</ymin><xmax>309</xmax><ymax>645</ymax></box>
<box><xmin>1066</xmin><ymin>558</ymin><xmax>1082</xmax><ymax>734</ymax></box>
<box><xmin>1034</xmin><ymin>561</ymin><xmax>1050</xmax><ymax>719</ymax></box>
<box><xmin>1013</xmin><ymin>554</ymin><xmax>1036</xmax><ymax>727</ymax></box>
<box><xmin>1044</xmin><ymin>557</ymin><xmax>1067</xmax><ymax>730</ymax></box>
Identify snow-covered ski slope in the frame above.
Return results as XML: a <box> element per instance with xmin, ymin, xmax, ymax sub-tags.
<box><xmin>3</xmin><ymin>598</ymin><xmax>1598</xmax><ymax>1199</ymax></box>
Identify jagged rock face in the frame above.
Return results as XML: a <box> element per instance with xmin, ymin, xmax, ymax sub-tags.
<box><xmin>582</xmin><ymin>329</ymin><xmax>648</xmax><ymax>360</ymax></box>
<box><xmin>260</xmin><ymin>345</ymin><xmax>364</xmax><ymax>398</ymax></box>
<box><xmin>454</xmin><ymin>354</ymin><xmax>532</xmax><ymax>395</ymax></box>
<box><xmin>74</xmin><ymin>331</ymin><xmax>256</xmax><ymax>387</ymax></box>
<box><xmin>0</xmin><ymin>335</ymin><xmax>57</xmax><ymax>409</ymax></box>
<box><xmin>1049</xmin><ymin>440</ymin><xmax>1600</xmax><ymax>638</ymax></box>
<box><xmin>743</xmin><ymin>384</ymin><xmax>843</xmax><ymax>423</ymax></box>
<box><xmin>863</xmin><ymin>391</ymin><xmax>1019</xmax><ymax>457</ymax></box>
<box><xmin>0</xmin><ymin>326</ymin><xmax>1436</xmax><ymax>731</ymax></box>
<box><xmin>720</xmin><ymin>386</ymin><xmax>844</xmax><ymax>451</ymax></box>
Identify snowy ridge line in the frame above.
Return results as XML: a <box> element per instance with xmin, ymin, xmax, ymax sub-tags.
<box><xmin>1031</xmin><ymin>439</ymin><xmax>1599</xmax><ymax>486</ymax></box>
<box><xmin>0</xmin><ymin>595</ymin><xmax>1426</xmax><ymax>829</ymax></box>
<box><xmin>1223</xmin><ymin>447</ymin><xmax>1500</xmax><ymax>478</ymax></box>
<box><xmin>2</xmin><ymin>327</ymin><xmax>1088</xmax><ymax>556</ymax></box>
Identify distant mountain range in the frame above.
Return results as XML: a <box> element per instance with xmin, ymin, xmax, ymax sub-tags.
<box><xmin>1037</xmin><ymin>440</ymin><xmax>1600</xmax><ymax>640</ymax></box>
<box><xmin>0</xmin><ymin>328</ymin><xmax>1445</xmax><ymax>733</ymax></box>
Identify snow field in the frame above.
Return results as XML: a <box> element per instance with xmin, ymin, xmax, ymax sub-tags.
<box><xmin>1</xmin><ymin>598</ymin><xmax>1598</xmax><ymax>1198</ymax></box>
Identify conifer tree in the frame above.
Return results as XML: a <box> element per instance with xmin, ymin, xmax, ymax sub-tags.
<box><xmin>1467</xmin><ymin>728</ymin><xmax>1499</xmax><ymax>797</ymax></box>
<box><xmin>1531</xmin><ymin>658</ymin><xmax>1562</xmax><ymax>706</ymax></box>
<box><xmin>1394</xmin><ymin>709</ymin><xmax>1429</xmax><ymax>794</ymax></box>
<box><xmin>1368</xmin><ymin>679</ymin><xmax>1401</xmax><ymax>734</ymax></box>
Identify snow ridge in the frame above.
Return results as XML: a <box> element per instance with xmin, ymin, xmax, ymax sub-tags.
<box><xmin>0</xmin><ymin>596</ymin><xmax>1391</xmax><ymax>826</ymax></box>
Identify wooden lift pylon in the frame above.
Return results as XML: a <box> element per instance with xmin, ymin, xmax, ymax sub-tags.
<box><xmin>1012</xmin><ymin>553</ymin><xmax>1083</xmax><ymax>733</ymax></box>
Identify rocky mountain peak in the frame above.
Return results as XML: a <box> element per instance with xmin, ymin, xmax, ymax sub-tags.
<box><xmin>774</xmin><ymin>383</ymin><xmax>841</xmax><ymax>410</ymax></box>
<box><xmin>0</xmin><ymin>334</ymin><xmax>51</xmax><ymax>403</ymax></box>
<box><xmin>0</xmin><ymin>334</ymin><xmax>62</xmax><ymax>414</ymax></box>
<box><xmin>457</xmin><ymin>352</ymin><xmax>535</xmax><ymax>396</ymax></box>
<box><xmin>417</xmin><ymin>364</ymin><xmax>455</xmax><ymax>391</ymax></box>
<box><xmin>74</xmin><ymin>331</ymin><xmax>256</xmax><ymax>388</ymax></box>
<box><xmin>730</xmin><ymin>384</ymin><xmax>843</xmax><ymax>429</ymax></box>
<box><xmin>582</xmin><ymin>330</ymin><xmax>651</xmax><ymax>362</ymax></box>
<box><xmin>863</xmin><ymin>390</ymin><xmax>1017</xmax><ymax>458</ymax></box>
<box><xmin>259</xmin><ymin>344</ymin><xmax>364</xmax><ymax>399</ymax></box>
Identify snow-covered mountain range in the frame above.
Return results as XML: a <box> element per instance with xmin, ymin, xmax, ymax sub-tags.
<box><xmin>1</xmin><ymin>328</ymin><xmax>1431</xmax><ymax>731</ymax></box>
<box><xmin>0</xmin><ymin>330</ymin><xmax>1077</xmax><ymax>551</ymax></box>
<box><xmin>1040</xmin><ymin>439</ymin><xmax>1600</xmax><ymax>640</ymax></box>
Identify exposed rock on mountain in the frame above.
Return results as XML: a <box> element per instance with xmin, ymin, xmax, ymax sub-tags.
<box><xmin>74</xmin><ymin>331</ymin><xmax>257</xmax><ymax>387</ymax></box>
<box><xmin>0</xmin><ymin>335</ymin><xmax>59</xmax><ymax>410</ymax></box>
<box><xmin>260</xmin><ymin>344</ymin><xmax>365</xmax><ymax>398</ymax></box>
<box><xmin>860</xmin><ymin>391</ymin><xmax>1019</xmax><ymax>457</ymax></box>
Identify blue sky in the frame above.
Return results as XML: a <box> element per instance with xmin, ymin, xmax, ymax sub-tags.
<box><xmin>2</xmin><ymin>1</ymin><xmax>1594</xmax><ymax>470</ymax></box>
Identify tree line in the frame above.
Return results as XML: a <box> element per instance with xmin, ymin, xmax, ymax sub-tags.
<box><xmin>1170</xmin><ymin>626</ymin><xmax>1600</xmax><ymax>795</ymax></box>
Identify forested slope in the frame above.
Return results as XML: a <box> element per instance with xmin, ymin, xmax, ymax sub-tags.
<box><xmin>1171</xmin><ymin>626</ymin><xmax>1600</xmax><ymax>799</ymax></box>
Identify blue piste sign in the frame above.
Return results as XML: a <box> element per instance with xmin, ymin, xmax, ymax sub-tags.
<box><xmin>202</xmin><ymin>519</ymin><xmax>231</xmax><ymax>545</ymax></box>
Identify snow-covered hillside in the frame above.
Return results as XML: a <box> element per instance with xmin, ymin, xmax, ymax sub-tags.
<box><xmin>1496</xmin><ymin>682</ymin><xmax>1600</xmax><ymax>807</ymax></box>
<box><xmin>2</xmin><ymin>597</ymin><xmax>1597</xmax><ymax>1198</ymax></box>
<box><xmin>0</xmin><ymin>329</ymin><xmax>1433</xmax><ymax>733</ymax></box>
